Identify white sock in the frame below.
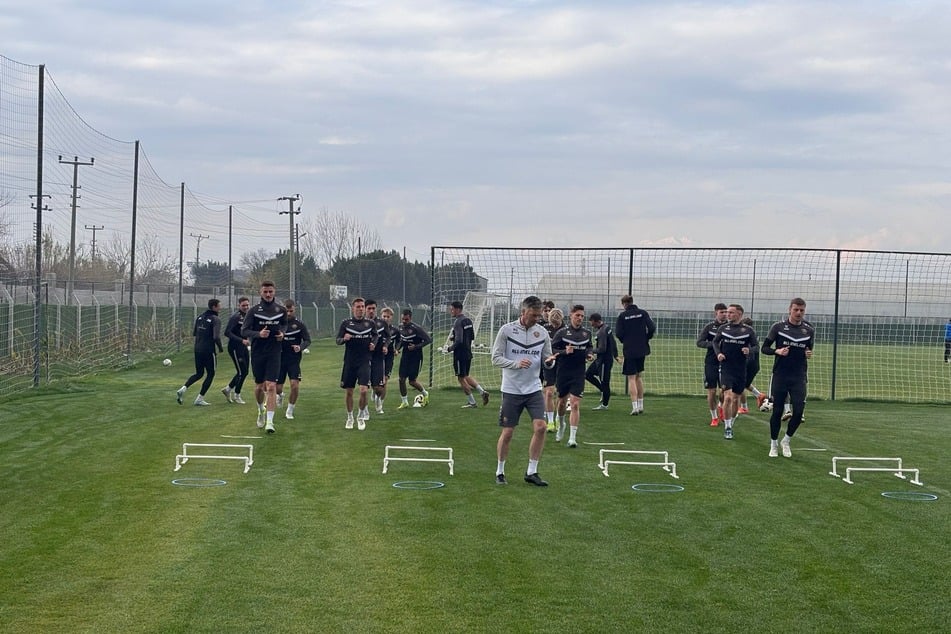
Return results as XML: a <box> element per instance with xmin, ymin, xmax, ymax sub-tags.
<box><xmin>569</xmin><ymin>426</ymin><xmax>577</xmax><ymax>443</ymax></box>
<box><xmin>401</xmin><ymin>396</ymin><xmax>408</xmax><ymax>404</ymax></box>
<box><xmin>546</xmin><ymin>411</ymin><xmax>554</xmax><ymax>424</ymax></box>
<box><xmin>771</xmin><ymin>439</ymin><xmax>779</xmax><ymax>448</ymax></box>
<box><xmin>725</xmin><ymin>418</ymin><xmax>734</xmax><ymax>428</ymax></box>
<box><xmin>475</xmin><ymin>385</ymin><xmax>485</xmax><ymax>394</ymax></box>
<box><xmin>497</xmin><ymin>461</ymin><xmax>505</xmax><ymax>475</ymax></box>
<box><xmin>266</xmin><ymin>410</ymin><xmax>274</xmax><ymax>423</ymax></box>
<box><xmin>527</xmin><ymin>459</ymin><xmax>539</xmax><ymax>475</ymax></box>
<box><xmin>347</xmin><ymin>410</ymin><xmax>354</xmax><ymax>420</ymax></box>
<box><xmin>287</xmin><ymin>404</ymin><xmax>295</xmax><ymax>415</ymax></box>
<box><xmin>422</xmin><ymin>389</ymin><xmax>429</xmax><ymax>397</ymax></box>
<box><xmin>710</xmin><ymin>409</ymin><xmax>718</xmax><ymax>418</ymax></box>
<box><xmin>467</xmin><ymin>394</ymin><xmax>476</xmax><ymax>405</ymax></box>
<box><xmin>636</xmin><ymin>399</ymin><xmax>643</xmax><ymax>410</ymax></box>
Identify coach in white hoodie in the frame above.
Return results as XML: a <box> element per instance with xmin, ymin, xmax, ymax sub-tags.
<box><xmin>491</xmin><ymin>295</ymin><xmax>553</xmax><ymax>487</ymax></box>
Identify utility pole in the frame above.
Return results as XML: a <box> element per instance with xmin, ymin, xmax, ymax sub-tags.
<box><xmin>295</xmin><ymin>223</ymin><xmax>307</xmax><ymax>297</ymax></box>
<box><xmin>58</xmin><ymin>155</ymin><xmax>95</xmax><ymax>302</ymax></box>
<box><xmin>278</xmin><ymin>194</ymin><xmax>301</xmax><ymax>299</ymax></box>
<box><xmin>189</xmin><ymin>233</ymin><xmax>209</xmax><ymax>299</ymax></box>
<box><xmin>85</xmin><ymin>224</ymin><xmax>104</xmax><ymax>260</ymax></box>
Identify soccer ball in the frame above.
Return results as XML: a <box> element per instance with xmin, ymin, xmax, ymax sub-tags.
<box><xmin>303</xmin><ymin>348</ymin><xmax>310</xmax><ymax>355</ymax></box>
<box><xmin>413</xmin><ymin>394</ymin><xmax>425</xmax><ymax>408</ymax></box>
<box><xmin>162</xmin><ymin>358</ymin><xmax>172</xmax><ymax>367</ymax></box>
<box><xmin>759</xmin><ymin>398</ymin><xmax>773</xmax><ymax>412</ymax></box>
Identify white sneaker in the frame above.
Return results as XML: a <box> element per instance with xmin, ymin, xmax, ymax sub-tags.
<box><xmin>276</xmin><ymin>394</ymin><xmax>284</xmax><ymax>408</ymax></box>
<box><xmin>357</xmin><ymin>417</ymin><xmax>366</xmax><ymax>431</ymax></box>
<box><xmin>221</xmin><ymin>386</ymin><xmax>233</xmax><ymax>403</ymax></box>
<box><xmin>285</xmin><ymin>410</ymin><xmax>294</xmax><ymax>420</ymax></box>
<box><xmin>233</xmin><ymin>394</ymin><xmax>246</xmax><ymax>404</ymax></box>
<box><xmin>768</xmin><ymin>445</ymin><xmax>779</xmax><ymax>458</ymax></box>
<box><xmin>781</xmin><ymin>410</ymin><xmax>792</xmax><ymax>422</ymax></box>
<box><xmin>567</xmin><ymin>440</ymin><xmax>578</xmax><ymax>448</ymax></box>
<box><xmin>265</xmin><ymin>420</ymin><xmax>275</xmax><ymax>434</ymax></box>
<box><xmin>194</xmin><ymin>396</ymin><xmax>211</xmax><ymax>406</ymax></box>
<box><xmin>592</xmin><ymin>404</ymin><xmax>608</xmax><ymax>410</ymax></box>
<box><xmin>256</xmin><ymin>410</ymin><xmax>266</xmax><ymax>428</ymax></box>
<box><xmin>780</xmin><ymin>438</ymin><xmax>792</xmax><ymax>458</ymax></box>
<box><xmin>345</xmin><ymin>417</ymin><xmax>355</xmax><ymax>429</ymax></box>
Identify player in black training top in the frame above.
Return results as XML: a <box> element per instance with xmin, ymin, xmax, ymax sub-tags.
<box><xmin>242</xmin><ymin>280</ymin><xmax>287</xmax><ymax>434</ymax></box>
<box><xmin>396</xmin><ymin>308</ymin><xmax>432</xmax><ymax>409</ymax></box>
<box><xmin>615</xmin><ymin>294</ymin><xmax>656</xmax><ymax>415</ymax></box>
<box><xmin>221</xmin><ymin>296</ymin><xmax>251</xmax><ymax>404</ymax></box>
<box><xmin>448</xmin><ymin>300</ymin><xmax>489</xmax><ymax>409</ymax></box>
<box><xmin>548</xmin><ymin>304</ymin><xmax>594</xmax><ymax>447</ymax></box>
<box><xmin>712</xmin><ymin>304</ymin><xmax>757</xmax><ymax>440</ymax></box>
<box><xmin>364</xmin><ymin>300</ymin><xmax>391</xmax><ymax>415</ymax></box>
<box><xmin>761</xmin><ymin>298</ymin><xmax>815</xmax><ymax>458</ymax></box>
<box><xmin>336</xmin><ymin>297</ymin><xmax>378</xmax><ymax>429</ymax></box>
<box><xmin>176</xmin><ymin>298</ymin><xmax>223</xmax><ymax>406</ymax></box>
<box><xmin>697</xmin><ymin>302</ymin><xmax>728</xmax><ymax>427</ymax></box>
<box><xmin>276</xmin><ymin>299</ymin><xmax>311</xmax><ymax>421</ymax></box>
<box><xmin>586</xmin><ymin>312</ymin><xmax>618</xmax><ymax>411</ymax></box>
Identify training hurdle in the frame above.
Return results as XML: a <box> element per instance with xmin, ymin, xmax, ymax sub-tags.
<box><xmin>383</xmin><ymin>445</ymin><xmax>454</xmax><ymax>475</ymax></box>
<box><xmin>598</xmin><ymin>449</ymin><xmax>678</xmax><ymax>479</ymax></box>
<box><xmin>174</xmin><ymin>443</ymin><xmax>254</xmax><ymax>474</ymax></box>
<box><xmin>829</xmin><ymin>456</ymin><xmax>922</xmax><ymax>486</ymax></box>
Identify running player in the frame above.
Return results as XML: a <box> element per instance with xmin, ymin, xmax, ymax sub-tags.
<box><xmin>697</xmin><ymin>303</ymin><xmax>728</xmax><ymax>426</ymax></box>
<box><xmin>241</xmin><ymin>281</ymin><xmax>287</xmax><ymax>434</ymax></box>
<box><xmin>379</xmin><ymin>307</ymin><xmax>399</xmax><ymax>413</ymax></box>
<box><xmin>712</xmin><ymin>304</ymin><xmax>757</xmax><ymax>440</ymax></box>
<box><xmin>396</xmin><ymin>308</ymin><xmax>432</xmax><ymax>409</ymax></box>
<box><xmin>276</xmin><ymin>299</ymin><xmax>311</xmax><ymax>420</ymax></box>
<box><xmin>586</xmin><ymin>312</ymin><xmax>618</xmax><ymax>410</ymax></box>
<box><xmin>448</xmin><ymin>300</ymin><xmax>489</xmax><ymax>409</ymax></box>
<box><xmin>761</xmin><ymin>298</ymin><xmax>815</xmax><ymax>458</ymax></box>
<box><xmin>549</xmin><ymin>304</ymin><xmax>594</xmax><ymax>447</ymax></box>
<box><xmin>221</xmin><ymin>296</ymin><xmax>250</xmax><ymax>404</ymax></box>
<box><xmin>365</xmin><ymin>300</ymin><xmax>391</xmax><ymax>415</ymax></box>
<box><xmin>336</xmin><ymin>297</ymin><xmax>378</xmax><ymax>430</ymax></box>
<box><xmin>176</xmin><ymin>298</ymin><xmax>223</xmax><ymax>406</ymax></box>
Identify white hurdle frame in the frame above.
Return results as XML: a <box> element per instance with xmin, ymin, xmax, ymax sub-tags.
<box><xmin>598</xmin><ymin>449</ymin><xmax>678</xmax><ymax>479</ymax></box>
<box><xmin>174</xmin><ymin>443</ymin><xmax>254</xmax><ymax>474</ymax></box>
<box><xmin>383</xmin><ymin>445</ymin><xmax>454</xmax><ymax>475</ymax></box>
<box><xmin>829</xmin><ymin>457</ymin><xmax>905</xmax><ymax>480</ymax></box>
<box><xmin>844</xmin><ymin>467</ymin><xmax>922</xmax><ymax>486</ymax></box>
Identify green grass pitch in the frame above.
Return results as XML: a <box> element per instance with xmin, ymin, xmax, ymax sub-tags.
<box><xmin>1</xmin><ymin>339</ymin><xmax>948</xmax><ymax>632</ymax></box>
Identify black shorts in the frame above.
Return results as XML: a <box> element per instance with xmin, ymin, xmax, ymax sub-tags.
<box><xmin>399</xmin><ymin>353</ymin><xmax>423</xmax><ymax>381</ymax></box>
<box><xmin>622</xmin><ymin>356</ymin><xmax>646</xmax><ymax>376</ymax></box>
<box><xmin>498</xmin><ymin>391</ymin><xmax>546</xmax><ymax>427</ymax></box>
<box><xmin>453</xmin><ymin>352</ymin><xmax>472</xmax><ymax>378</ymax></box>
<box><xmin>704</xmin><ymin>360</ymin><xmax>720</xmax><ymax>390</ymax></box>
<box><xmin>277</xmin><ymin>354</ymin><xmax>302</xmax><ymax>384</ymax></box>
<box><xmin>719</xmin><ymin>364</ymin><xmax>747</xmax><ymax>395</ymax></box>
<box><xmin>340</xmin><ymin>361</ymin><xmax>371</xmax><ymax>389</ymax></box>
<box><xmin>250</xmin><ymin>344</ymin><xmax>282</xmax><ymax>384</ymax></box>
<box><xmin>370</xmin><ymin>355</ymin><xmax>387</xmax><ymax>387</ymax></box>
<box><xmin>556</xmin><ymin>370</ymin><xmax>586</xmax><ymax>398</ymax></box>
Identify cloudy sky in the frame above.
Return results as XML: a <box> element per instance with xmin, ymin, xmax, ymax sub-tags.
<box><xmin>3</xmin><ymin>0</ymin><xmax>951</xmax><ymax>263</ymax></box>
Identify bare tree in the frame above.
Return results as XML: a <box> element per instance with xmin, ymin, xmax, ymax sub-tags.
<box><xmin>298</xmin><ymin>208</ymin><xmax>382</xmax><ymax>270</ymax></box>
<box><xmin>100</xmin><ymin>232</ymin><xmax>177</xmax><ymax>284</ymax></box>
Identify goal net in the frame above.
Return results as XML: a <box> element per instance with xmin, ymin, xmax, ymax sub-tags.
<box><xmin>430</xmin><ymin>247</ymin><xmax>951</xmax><ymax>404</ymax></box>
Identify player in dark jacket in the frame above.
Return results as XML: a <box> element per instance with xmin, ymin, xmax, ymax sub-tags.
<box><xmin>614</xmin><ymin>294</ymin><xmax>656</xmax><ymax>415</ymax></box>
<box><xmin>176</xmin><ymin>298</ymin><xmax>223</xmax><ymax>406</ymax></box>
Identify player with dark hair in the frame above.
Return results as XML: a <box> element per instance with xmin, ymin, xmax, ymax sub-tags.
<box><xmin>697</xmin><ymin>303</ymin><xmax>729</xmax><ymax>426</ymax></box>
<box><xmin>336</xmin><ymin>297</ymin><xmax>378</xmax><ymax>430</ymax></box>
<box><xmin>276</xmin><ymin>299</ymin><xmax>311</xmax><ymax>420</ymax></box>
<box><xmin>712</xmin><ymin>304</ymin><xmax>757</xmax><ymax>440</ymax></box>
<box><xmin>615</xmin><ymin>294</ymin><xmax>656</xmax><ymax>415</ymax></box>
<box><xmin>586</xmin><ymin>312</ymin><xmax>618</xmax><ymax>410</ymax></box>
<box><xmin>491</xmin><ymin>295</ymin><xmax>553</xmax><ymax>486</ymax></box>
<box><xmin>176</xmin><ymin>298</ymin><xmax>223</xmax><ymax>406</ymax></box>
<box><xmin>221</xmin><ymin>296</ymin><xmax>250</xmax><ymax>404</ymax></box>
<box><xmin>448</xmin><ymin>300</ymin><xmax>489</xmax><ymax>409</ymax></box>
<box><xmin>241</xmin><ymin>281</ymin><xmax>287</xmax><ymax>433</ymax></box>
<box><xmin>549</xmin><ymin>304</ymin><xmax>594</xmax><ymax>447</ymax></box>
<box><xmin>396</xmin><ymin>308</ymin><xmax>432</xmax><ymax>409</ymax></box>
<box><xmin>364</xmin><ymin>300</ymin><xmax>391</xmax><ymax>415</ymax></box>
<box><xmin>761</xmin><ymin>298</ymin><xmax>815</xmax><ymax>457</ymax></box>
